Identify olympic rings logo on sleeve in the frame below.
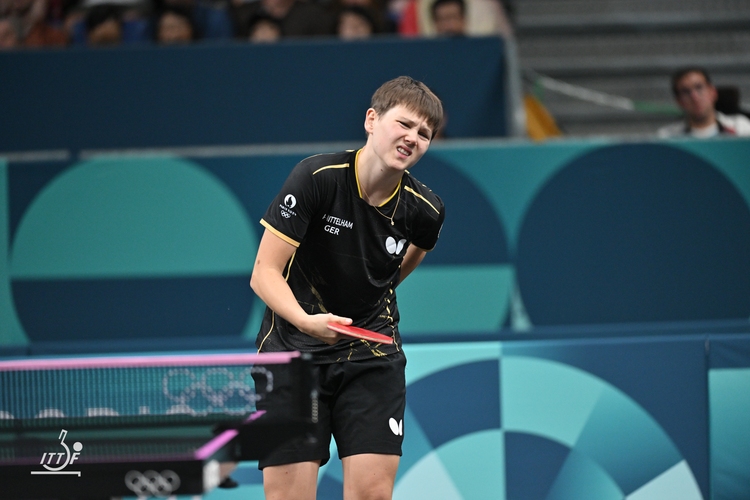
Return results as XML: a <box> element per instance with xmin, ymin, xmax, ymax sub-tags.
<box><xmin>125</xmin><ymin>469</ymin><xmax>180</xmax><ymax>497</ymax></box>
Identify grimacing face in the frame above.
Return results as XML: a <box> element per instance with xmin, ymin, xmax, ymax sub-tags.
<box><xmin>365</xmin><ymin>104</ymin><xmax>433</xmax><ymax>173</ymax></box>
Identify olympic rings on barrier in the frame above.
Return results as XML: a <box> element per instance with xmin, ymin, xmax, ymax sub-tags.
<box><xmin>125</xmin><ymin>469</ymin><xmax>181</xmax><ymax>497</ymax></box>
<box><xmin>161</xmin><ymin>366</ymin><xmax>274</xmax><ymax>412</ymax></box>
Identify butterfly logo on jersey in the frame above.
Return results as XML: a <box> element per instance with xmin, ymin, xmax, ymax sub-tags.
<box><xmin>385</xmin><ymin>237</ymin><xmax>407</xmax><ymax>255</ymax></box>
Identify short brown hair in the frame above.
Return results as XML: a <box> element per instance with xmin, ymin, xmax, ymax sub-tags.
<box><xmin>671</xmin><ymin>67</ymin><xmax>712</xmax><ymax>97</ymax></box>
<box><xmin>370</xmin><ymin>76</ymin><xmax>444</xmax><ymax>138</ymax></box>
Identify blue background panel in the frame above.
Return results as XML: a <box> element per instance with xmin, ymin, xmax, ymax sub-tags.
<box><xmin>0</xmin><ymin>37</ymin><xmax>508</xmax><ymax>154</ymax></box>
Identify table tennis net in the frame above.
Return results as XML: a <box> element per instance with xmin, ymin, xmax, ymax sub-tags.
<box><xmin>0</xmin><ymin>353</ymin><xmax>293</xmax><ymax>431</ymax></box>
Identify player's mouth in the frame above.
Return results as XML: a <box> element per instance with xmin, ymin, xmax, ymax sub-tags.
<box><xmin>396</xmin><ymin>146</ymin><xmax>412</xmax><ymax>157</ymax></box>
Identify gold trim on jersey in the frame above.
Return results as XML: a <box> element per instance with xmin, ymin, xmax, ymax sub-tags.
<box><xmin>404</xmin><ymin>186</ymin><xmax>440</xmax><ymax>214</ymax></box>
<box><xmin>312</xmin><ymin>163</ymin><xmax>350</xmax><ymax>176</ymax></box>
<box><xmin>260</xmin><ymin>219</ymin><xmax>300</xmax><ymax>247</ymax></box>
<box><xmin>257</xmin><ymin>311</ymin><xmax>275</xmax><ymax>353</ymax></box>
<box><xmin>286</xmin><ymin>250</ymin><xmax>296</xmax><ymax>278</ymax></box>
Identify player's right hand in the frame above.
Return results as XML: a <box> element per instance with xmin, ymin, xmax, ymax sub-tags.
<box><xmin>301</xmin><ymin>314</ymin><xmax>352</xmax><ymax>345</ymax></box>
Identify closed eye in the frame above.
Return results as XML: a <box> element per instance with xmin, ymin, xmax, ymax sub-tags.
<box><xmin>398</xmin><ymin>118</ymin><xmax>432</xmax><ymax>140</ymax></box>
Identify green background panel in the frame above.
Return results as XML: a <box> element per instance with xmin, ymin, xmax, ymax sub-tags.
<box><xmin>502</xmin><ymin>356</ymin><xmax>604</xmax><ymax>447</ymax></box>
<box><xmin>397</xmin><ymin>265</ymin><xmax>514</xmax><ymax>335</ymax></box>
<box><xmin>709</xmin><ymin>368</ymin><xmax>750</xmax><ymax>500</ymax></box>
<box><xmin>546</xmin><ymin>448</ymin><xmax>624</xmax><ymax>500</ymax></box>
<box><xmin>395</xmin><ymin>430</ymin><xmax>506</xmax><ymax>500</ymax></box>
<box><xmin>403</xmin><ymin>342</ymin><xmax>501</xmax><ymax>384</ymax></box>
<box><xmin>626</xmin><ymin>461</ymin><xmax>703</xmax><ymax>500</ymax></box>
<box><xmin>0</xmin><ymin>162</ymin><xmax>27</xmax><ymax>346</ymax></box>
<box><xmin>10</xmin><ymin>157</ymin><xmax>258</xmax><ymax>279</ymax></box>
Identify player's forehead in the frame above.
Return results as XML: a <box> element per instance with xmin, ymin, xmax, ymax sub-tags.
<box><xmin>383</xmin><ymin>104</ymin><xmax>432</xmax><ymax>128</ymax></box>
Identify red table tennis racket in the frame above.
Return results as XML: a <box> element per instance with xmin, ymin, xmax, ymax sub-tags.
<box><xmin>327</xmin><ymin>323</ymin><xmax>394</xmax><ymax>344</ymax></box>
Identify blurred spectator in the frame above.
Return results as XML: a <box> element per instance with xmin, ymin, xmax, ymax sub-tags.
<box><xmin>85</xmin><ymin>3</ymin><xmax>122</xmax><ymax>45</ymax></box>
<box><xmin>331</xmin><ymin>0</ymin><xmax>394</xmax><ymax>34</ymax></box>
<box><xmin>152</xmin><ymin>0</ymin><xmax>232</xmax><ymax>40</ymax></box>
<box><xmin>658</xmin><ymin>67</ymin><xmax>750</xmax><ymax>138</ymax></box>
<box><xmin>385</xmin><ymin>0</ymin><xmax>407</xmax><ymax>31</ymax></box>
<box><xmin>246</xmin><ymin>11</ymin><xmax>280</xmax><ymax>41</ymax></box>
<box><xmin>45</xmin><ymin>0</ymin><xmax>78</xmax><ymax>26</ymax></box>
<box><xmin>398</xmin><ymin>0</ymin><xmax>512</xmax><ymax>38</ymax></box>
<box><xmin>337</xmin><ymin>5</ymin><xmax>377</xmax><ymax>39</ymax></box>
<box><xmin>430</xmin><ymin>0</ymin><xmax>463</xmax><ymax>36</ymax></box>
<box><xmin>231</xmin><ymin>0</ymin><xmax>335</xmax><ymax>38</ymax></box>
<box><xmin>81</xmin><ymin>0</ymin><xmax>149</xmax><ymax>20</ymax></box>
<box><xmin>3</xmin><ymin>0</ymin><xmax>68</xmax><ymax>46</ymax></box>
<box><xmin>0</xmin><ymin>16</ymin><xmax>21</xmax><ymax>47</ymax></box>
<box><xmin>155</xmin><ymin>4</ymin><xmax>195</xmax><ymax>43</ymax></box>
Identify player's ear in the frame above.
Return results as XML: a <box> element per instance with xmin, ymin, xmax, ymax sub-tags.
<box><xmin>709</xmin><ymin>84</ymin><xmax>718</xmax><ymax>104</ymax></box>
<box><xmin>364</xmin><ymin>108</ymin><xmax>378</xmax><ymax>135</ymax></box>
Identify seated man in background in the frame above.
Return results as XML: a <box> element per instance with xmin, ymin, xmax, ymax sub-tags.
<box><xmin>398</xmin><ymin>0</ymin><xmax>512</xmax><ymax>38</ymax></box>
<box><xmin>658</xmin><ymin>67</ymin><xmax>750</xmax><ymax>138</ymax></box>
<box><xmin>430</xmin><ymin>0</ymin><xmax>464</xmax><ymax>36</ymax></box>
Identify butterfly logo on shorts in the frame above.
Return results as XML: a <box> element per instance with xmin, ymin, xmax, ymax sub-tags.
<box><xmin>388</xmin><ymin>417</ymin><xmax>403</xmax><ymax>436</ymax></box>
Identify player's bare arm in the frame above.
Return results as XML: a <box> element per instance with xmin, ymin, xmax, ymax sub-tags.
<box><xmin>250</xmin><ymin>229</ymin><xmax>352</xmax><ymax>345</ymax></box>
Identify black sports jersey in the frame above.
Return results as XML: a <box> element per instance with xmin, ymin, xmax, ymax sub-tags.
<box><xmin>256</xmin><ymin>149</ymin><xmax>445</xmax><ymax>363</ymax></box>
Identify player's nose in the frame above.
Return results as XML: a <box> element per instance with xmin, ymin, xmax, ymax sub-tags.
<box><xmin>404</xmin><ymin>128</ymin><xmax>417</xmax><ymax>145</ymax></box>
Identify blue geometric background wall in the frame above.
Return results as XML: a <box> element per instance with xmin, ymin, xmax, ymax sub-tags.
<box><xmin>212</xmin><ymin>338</ymin><xmax>710</xmax><ymax>500</ymax></box>
<box><xmin>2</xmin><ymin>138</ymin><xmax>750</xmax><ymax>499</ymax></box>
<box><xmin>4</xmin><ymin>139</ymin><xmax>750</xmax><ymax>350</ymax></box>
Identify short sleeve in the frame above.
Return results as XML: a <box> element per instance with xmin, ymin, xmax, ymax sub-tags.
<box><xmin>260</xmin><ymin>160</ymin><xmax>321</xmax><ymax>247</ymax></box>
<box><xmin>411</xmin><ymin>193</ymin><xmax>445</xmax><ymax>251</ymax></box>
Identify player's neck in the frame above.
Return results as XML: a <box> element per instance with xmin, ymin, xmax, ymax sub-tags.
<box><xmin>356</xmin><ymin>148</ymin><xmax>403</xmax><ymax>206</ymax></box>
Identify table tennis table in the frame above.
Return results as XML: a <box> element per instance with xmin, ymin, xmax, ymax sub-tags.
<box><xmin>0</xmin><ymin>351</ymin><xmax>318</xmax><ymax>499</ymax></box>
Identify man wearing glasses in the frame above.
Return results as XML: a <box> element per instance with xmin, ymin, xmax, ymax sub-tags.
<box><xmin>658</xmin><ymin>67</ymin><xmax>750</xmax><ymax>138</ymax></box>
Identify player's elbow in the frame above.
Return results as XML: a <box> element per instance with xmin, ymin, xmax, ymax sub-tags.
<box><xmin>249</xmin><ymin>264</ymin><xmax>275</xmax><ymax>298</ymax></box>
<box><xmin>249</xmin><ymin>266</ymin><xmax>263</xmax><ymax>295</ymax></box>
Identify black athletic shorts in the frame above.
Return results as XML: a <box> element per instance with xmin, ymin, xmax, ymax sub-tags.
<box><xmin>257</xmin><ymin>351</ymin><xmax>407</xmax><ymax>469</ymax></box>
